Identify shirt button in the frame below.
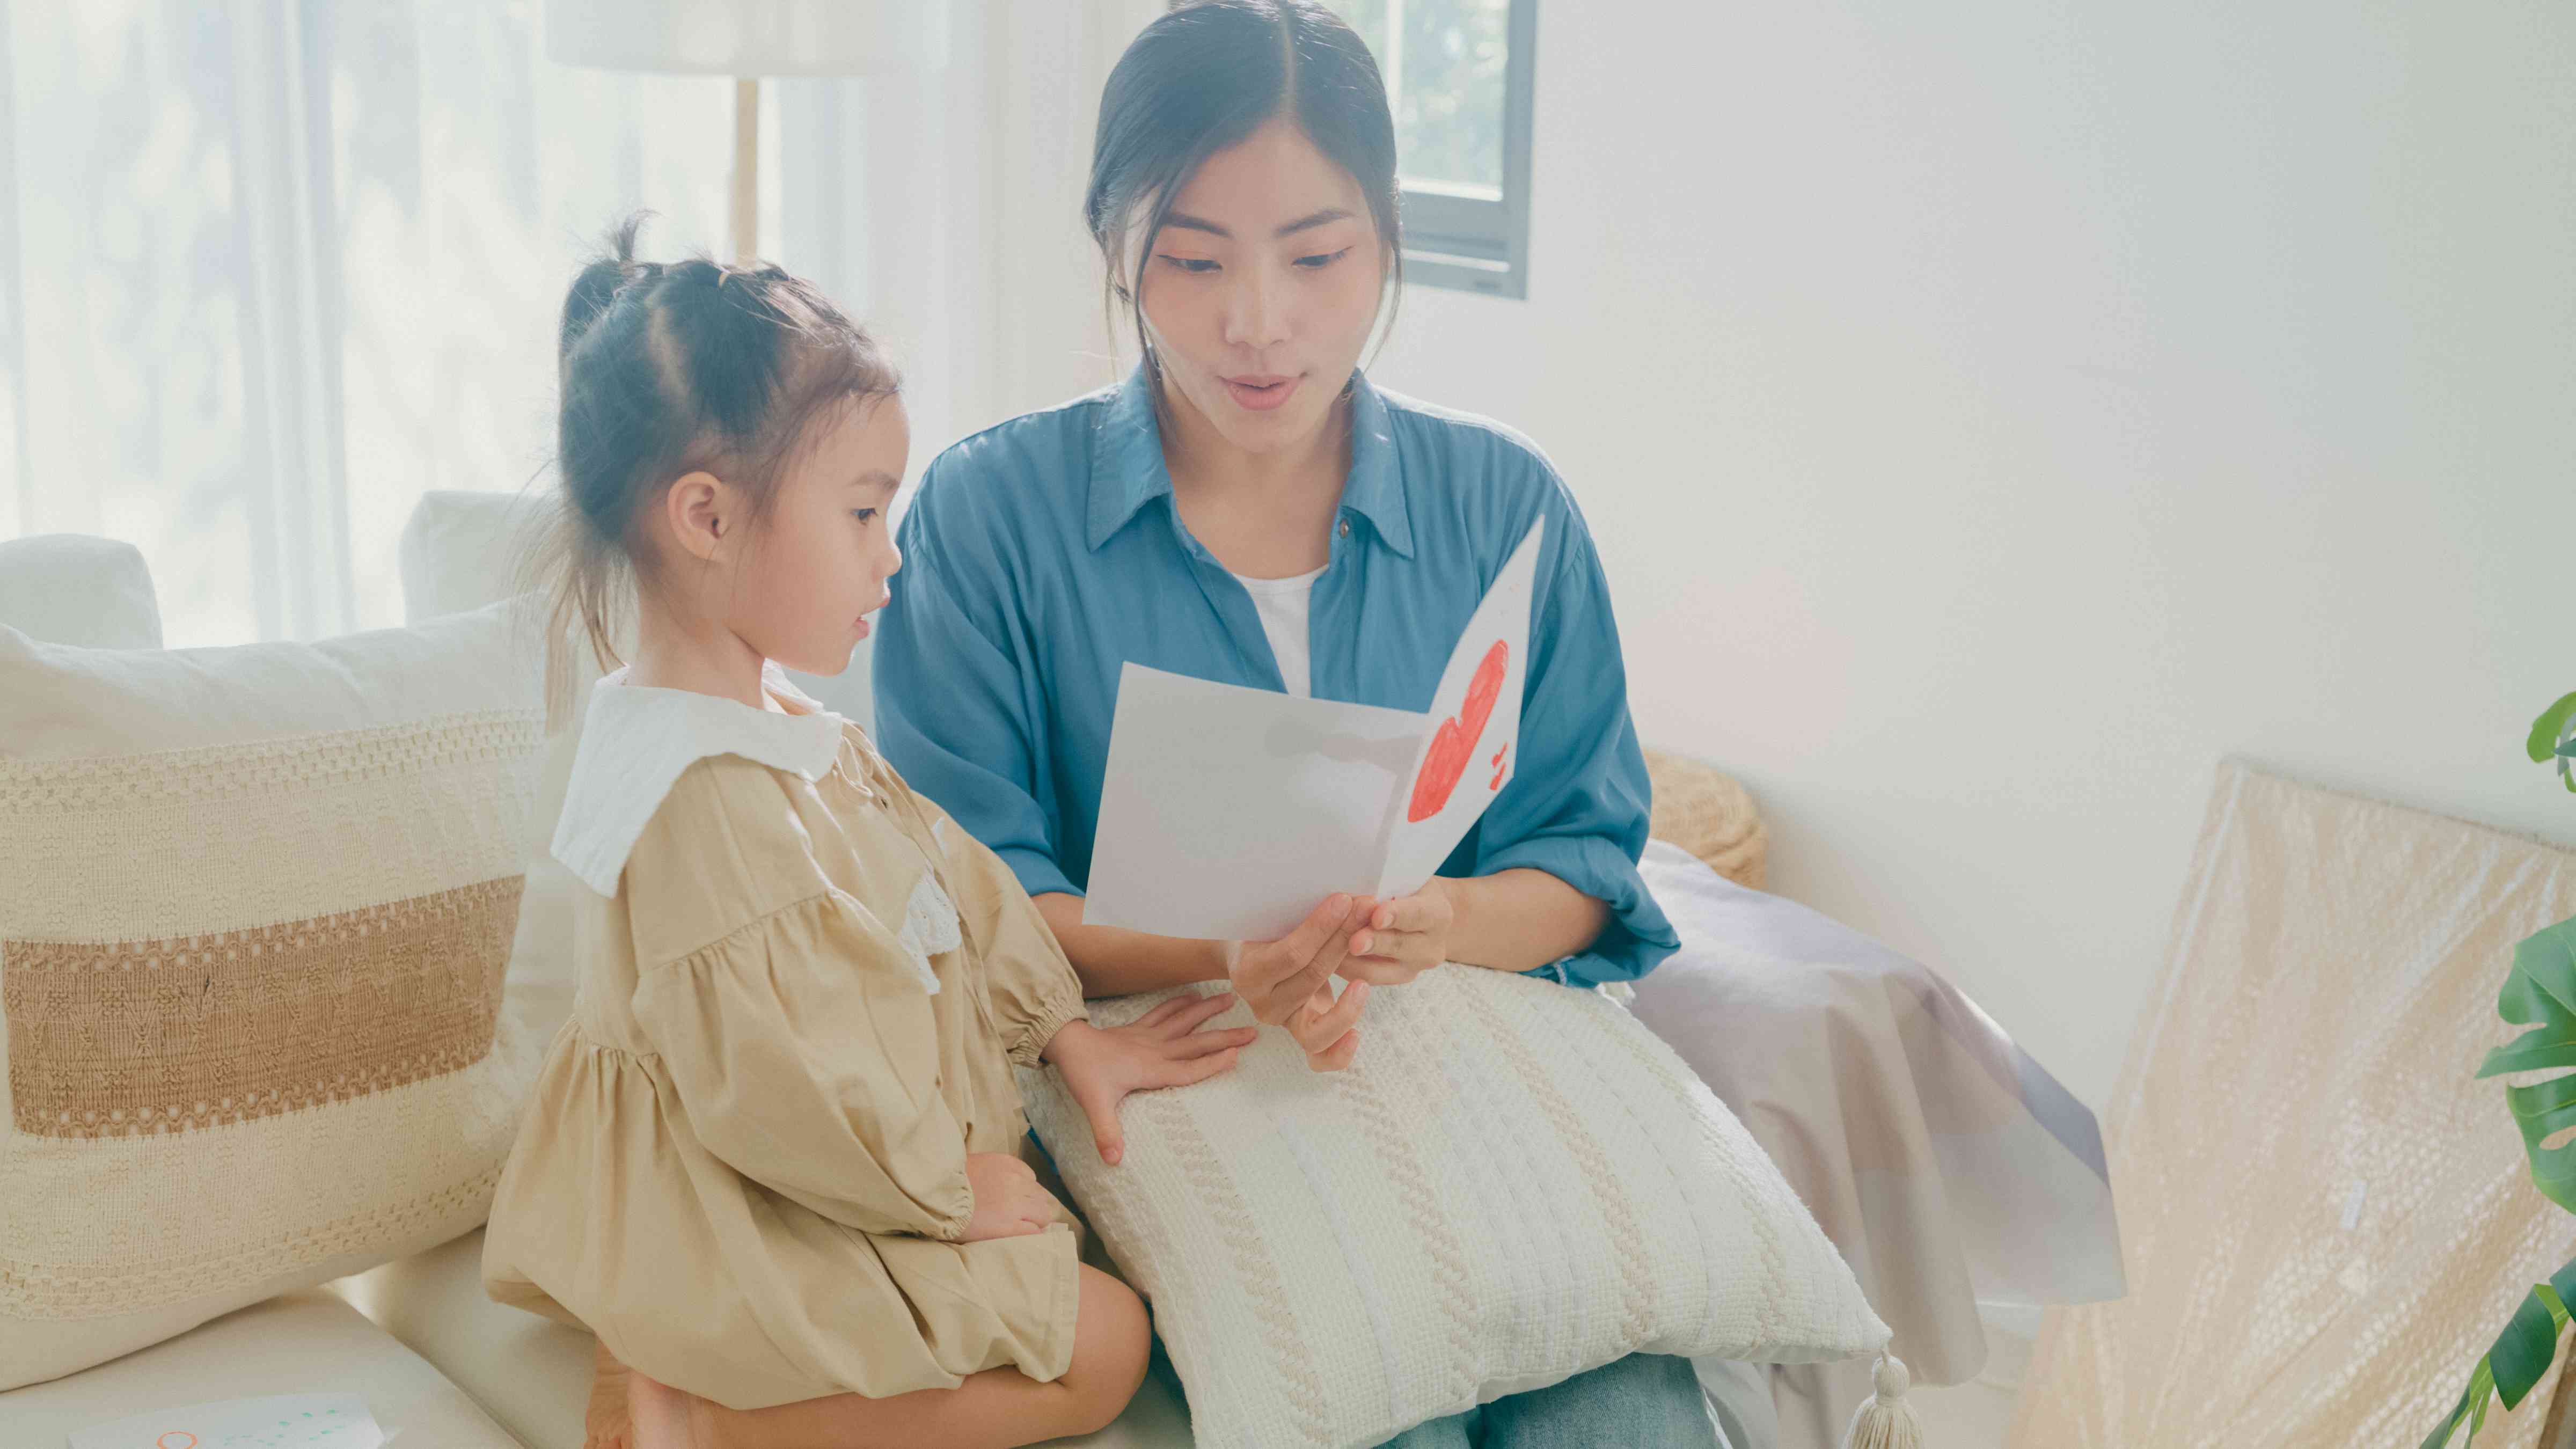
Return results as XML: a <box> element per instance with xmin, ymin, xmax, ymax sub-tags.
<box><xmin>1338</xmin><ymin>518</ymin><xmax>1351</xmax><ymax>538</ymax></box>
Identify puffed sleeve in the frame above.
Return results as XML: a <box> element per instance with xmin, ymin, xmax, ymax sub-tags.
<box><xmin>905</xmin><ymin>785</ymin><xmax>1089</xmax><ymax>1069</ymax></box>
<box><xmin>875</xmin><ymin>456</ymin><xmax>1082</xmax><ymax>903</ymax></box>
<box><xmin>1470</xmin><ymin>484</ymin><xmax>1682</xmax><ymax>987</ymax></box>
<box><xmin>623</xmin><ymin>761</ymin><xmax>975</xmax><ymax>1241</ymax></box>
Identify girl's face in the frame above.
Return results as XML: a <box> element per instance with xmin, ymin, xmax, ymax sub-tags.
<box><xmin>722</xmin><ymin>394</ymin><xmax>910</xmax><ymax>678</ymax></box>
<box><xmin>1137</xmin><ymin>115</ymin><xmax>1387</xmax><ymax>459</ymax></box>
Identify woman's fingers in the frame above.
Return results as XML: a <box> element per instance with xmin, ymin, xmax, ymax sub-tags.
<box><xmin>1375</xmin><ymin>895</ymin><xmax>1437</xmax><ymax>933</ymax></box>
<box><xmin>1307</xmin><ymin>1027</ymin><xmax>1363</xmax><ymax>1072</ymax></box>
<box><xmin>1308</xmin><ymin>904</ymin><xmax>1363</xmax><ymax>978</ymax></box>
<box><xmin>1337</xmin><ymin>953</ymin><xmax>1426</xmax><ymax>985</ymax></box>
<box><xmin>1289</xmin><ymin>979</ymin><xmax>1371</xmax><ymax>1056</ymax></box>
<box><xmin>1275</xmin><ymin>895</ymin><xmax>1356</xmax><ymax>969</ymax></box>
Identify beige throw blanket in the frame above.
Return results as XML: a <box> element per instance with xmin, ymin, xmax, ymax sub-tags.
<box><xmin>1631</xmin><ymin>839</ymin><xmax>2126</xmax><ymax>1449</ymax></box>
<box><xmin>2010</xmin><ymin>760</ymin><xmax>2576</xmax><ymax>1446</ymax></box>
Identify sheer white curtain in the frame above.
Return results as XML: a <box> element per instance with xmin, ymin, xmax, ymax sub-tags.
<box><xmin>1</xmin><ymin>0</ymin><xmax>1152</xmax><ymax>648</ymax></box>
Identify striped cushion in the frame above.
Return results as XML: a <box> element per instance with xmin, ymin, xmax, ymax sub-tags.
<box><xmin>1019</xmin><ymin>969</ymin><xmax>1889</xmax><ymax>1449</ymax></box>
<box><xmin>0</xmin><ymin>601</ymin><xmax>546</xmax><ymax>1389</ymax></box>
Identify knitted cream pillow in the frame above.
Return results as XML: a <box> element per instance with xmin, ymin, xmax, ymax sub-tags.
<box><xmin>0</xmin><ymin>601</ymin><xmax>546</xmax><ymax>1389</ymax></box>
<box><xmin>1020</xmin><ymin>967</ymin><xmax>1890</xmax><ymax>1449</ymax></box>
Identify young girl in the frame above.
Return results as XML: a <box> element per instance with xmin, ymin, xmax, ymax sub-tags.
<box><xmin>481</xmin><ymin>219</ymin><xmax>1258</xmax><ymax>1449</ymax></box>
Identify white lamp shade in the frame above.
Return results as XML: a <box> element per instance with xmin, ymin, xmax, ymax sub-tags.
<box><xmin>545</xmin><ymin>0</ymin><xmax>948</xmax><ymax>77</ymax></box>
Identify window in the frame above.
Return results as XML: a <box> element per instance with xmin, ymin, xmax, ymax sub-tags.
<box><xmin>1335</xmin><ymin>0</ymin><xmax>1536</xmax><ymax>299</ymax></box>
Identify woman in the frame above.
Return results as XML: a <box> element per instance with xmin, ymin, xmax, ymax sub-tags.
<box><xmin>875</xmin><ymin>2</ymin><xmax>1713</xmax><ymax>1443</ymax></box>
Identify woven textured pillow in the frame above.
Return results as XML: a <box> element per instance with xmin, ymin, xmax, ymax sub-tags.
<box><xmin>1019</xmin><ymin>967</ymin><xmax>1889</xmax><ymax>1449</ymax></box>
<box><xmin>0</xmin><ymin>601</ymin><xmax>547</xmax><ymax>1389</ymax></box>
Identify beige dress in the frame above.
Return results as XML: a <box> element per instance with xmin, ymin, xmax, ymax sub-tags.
<box><xmin>482</xmin><ymin>664</ymin><xmax>1091</xmax><ymax>1411</ymax></box>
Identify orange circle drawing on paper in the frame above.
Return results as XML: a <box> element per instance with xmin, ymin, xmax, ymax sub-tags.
<box><xmin>157</xmin><ymin>1435</ymin><xmax>199</xmax><ymax>1449</ymax></box>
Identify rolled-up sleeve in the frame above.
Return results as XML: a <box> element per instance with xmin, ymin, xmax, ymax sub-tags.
<box><xmin>875</xmin><ymin>468</ymin><xmax>1081</xmax><ymax>903</ymax></box>
<box><xmin>1470</xmin><ymin>505</ymin><xmax>1680</xmax><ymax>987</ymax></box>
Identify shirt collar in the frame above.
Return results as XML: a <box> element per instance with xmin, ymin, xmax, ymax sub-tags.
<box><xmin>548</xmin><ymin>661</ymin><xmax>846</xmax><ymax>897</ymax></box>
<box><xmin>1084</xmin><ymin>364</ymin><xmax>1415</xmax><ymax>559</ymax></box>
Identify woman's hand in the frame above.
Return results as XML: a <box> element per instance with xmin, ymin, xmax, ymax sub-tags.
<box><xmin>1225</xmin><ymin>894</ymin><xmax>1373</xmax><ymax>1027</ymax></box>
<box><xmin>1340</xmin><ymin>881</ymin><xmax>1455</xmax><ymax>985</ymax></box>
<box><xmin>1285</xmin><ymin>978</ymin><xmax>1372</xmax><ymax>1072</ymax></box>
<box><xmin>1040</xmin><ymin>996</ymin><xmax>1257</xmax><ymax>1166</ymax></box>
<box><xmin>961</xmin><ymin>1153</ymin><xmax>1059</xmax><ymax>1242</ymax></box>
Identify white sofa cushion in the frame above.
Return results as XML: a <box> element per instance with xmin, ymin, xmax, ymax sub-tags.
<box><xmin>1020</xmin><ymin>969</ymin><xmax>1889</xmax><ymax>1449</ymax></box>
<box><xmin>0</xmin><ymin>601</ymin><xmax>550</xmax><ymax>1389</ymax></box>
<box><xmin>0</xmin><ymin>533</ymin><xmax>160</xmax><ymax>650</ymax></box>
<box><xmin>399</xmin><ymin>489</ymin><xmax>545</xmax><ymax>630</ymax></box>
<box><xmin>0</xmin><ymin>1287</ymin><xmax>520</xmax><ymax>1447</ymax></box>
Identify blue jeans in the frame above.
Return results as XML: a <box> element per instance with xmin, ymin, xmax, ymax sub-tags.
<box><xmin>1376</xmin><ymin>1353</ymin><xmax>1722</xmax><ymax>1448</ymax></box>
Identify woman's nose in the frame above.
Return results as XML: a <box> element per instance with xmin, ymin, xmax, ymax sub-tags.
<box><xmin>1222</xmin><ymin>264</ymin><xmax>1292</xmax><ymax>350</ymax></box>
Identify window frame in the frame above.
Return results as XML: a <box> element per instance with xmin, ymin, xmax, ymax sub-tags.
<box><xmin>1154</xmin><ymin>0</ymin><xmax>1541</xmax><ymax>300</ymax></box>
<box><xmin>1393</xmin><ymin>0</ymin><xmax>1536</xmax><ymax>301</ymax></box>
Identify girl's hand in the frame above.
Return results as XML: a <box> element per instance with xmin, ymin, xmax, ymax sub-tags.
<box><xmin>962</xmin><ymin>1152</ymin><xmax>1058</xmax><ymax>1242</ymax></box>
<box><xmin>1226</xmin><ymin>894</ymin><xmax>1374</xmax><ymax>1027</ymax></box>
<box><xmin>1041</xmin><ymin>996</ymin><xmax>1257</xmax><ymax>1166</ymax></box>
<box><xmin>1340</xmin><ymin>881</ymin><xmax>1455</xmax><ymax>986</ymax></box>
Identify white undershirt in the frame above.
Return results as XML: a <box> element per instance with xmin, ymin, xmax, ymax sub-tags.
<box><xmin>1230</xmin><ymin>565</ymin><xmax>1326</xmax><ymax>698</ymax></box>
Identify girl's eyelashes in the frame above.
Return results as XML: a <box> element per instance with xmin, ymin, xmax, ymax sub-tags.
<box><xmin>1294</xmin><ymin>247</ymin><xmax>1352</xmax><ymax>270</ymax></box>
<box><xmin>851</xmin><ymin>508</ymin><xmax>881</xmax><ymax>524</ymax></box>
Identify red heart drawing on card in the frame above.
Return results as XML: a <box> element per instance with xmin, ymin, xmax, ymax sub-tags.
<box><xmin>1407</xmin><ymin>640</ymin><xmax>1509</xmax><ymax>823</ymax></box>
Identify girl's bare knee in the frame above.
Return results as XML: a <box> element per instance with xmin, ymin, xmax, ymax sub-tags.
<box><xmin>1058</xmin><ymin>1265</ymin><xmax>1150</xmax><ymax>1435</ymax></box>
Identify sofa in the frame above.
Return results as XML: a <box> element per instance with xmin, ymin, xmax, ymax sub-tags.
<box><xmin>1</xmin><ymin>493</ymin><xmax>1777</xmax><ymax>1449</ymax></box>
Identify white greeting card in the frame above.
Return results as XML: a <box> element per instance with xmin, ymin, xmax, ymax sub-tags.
<box><xmin>1084</xmin><ymin>518</ymin><xmax>1544</xmax><ymax>941</ymax></box>
<box><xmin>68</xmin><ymin>1394</ymin><xmax>385</xmax><ymax>1449</ymax></box>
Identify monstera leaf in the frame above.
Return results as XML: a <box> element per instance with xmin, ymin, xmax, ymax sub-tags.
<box><xmin>2532</xmin><ymin>691</ymin><xmax>2576</xmax><ymax>793</ymax></box>
<box><xmin>2422</xmin><ymin>695</ymin><xmax>2576</xmax><ymax>1447</ymax></box>
<box><xmin>2480</xmin><ymin>918</ymin><xmax>2576</xmax><ymax>1211</ymax></box>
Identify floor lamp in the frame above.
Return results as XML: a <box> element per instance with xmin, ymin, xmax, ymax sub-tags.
<box><xmin>544</xmin><ymin>0</ymin><xmax>950</xmax><ymax>264</ymax></box>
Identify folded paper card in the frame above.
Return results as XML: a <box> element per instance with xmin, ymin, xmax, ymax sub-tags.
<box><xmin>68</xmin><ymin>1393</ymin><xmax>385</xmax><ymax>1449</ymax></box>
<box><xmin>1084</xmin><ymin>518</ymin><xmax>1545</xmax><ymax>941</ymax></box>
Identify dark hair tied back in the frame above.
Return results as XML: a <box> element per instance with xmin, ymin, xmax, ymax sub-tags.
<box><xmin>1085</xmin><ymin>0</ymin><xmax>1403</xmax><ymax>383</ymax></box>
<box><xmin>522</xmin><ymin>213</ymin><xmax>899</xmax><ymax>722</ymax></box>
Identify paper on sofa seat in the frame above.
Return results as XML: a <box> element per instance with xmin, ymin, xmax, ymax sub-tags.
<box><xmin>70</xmin><ymin>1393</ymin><xmax>385</xmax><ymax>1449</ymax></box>
<box><xmin>1084</xmin><ymin>518</ymin><xmax>1543</xmax><ymax>942</ymax></box>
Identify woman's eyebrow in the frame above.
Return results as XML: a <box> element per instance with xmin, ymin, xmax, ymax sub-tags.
<box><xmin>1163</xmin><ymin>207</ymin><xmax>1353</xmax><ymax>240</ymax></box>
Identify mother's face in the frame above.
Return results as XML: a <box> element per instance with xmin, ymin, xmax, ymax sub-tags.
<box><xmin>1137</xmin><ymin>115</ymin><xmax>1388</xmax><ymax>458</ymax></box>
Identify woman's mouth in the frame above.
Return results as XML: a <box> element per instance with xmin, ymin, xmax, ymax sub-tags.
<box><xmin>1223</xmin><ymin>374</ymin><xmax>1301</xmax><ymax>412</ymax></box>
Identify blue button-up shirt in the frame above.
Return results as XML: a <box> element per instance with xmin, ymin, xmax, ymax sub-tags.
<box><xmin>873</xmin><ymin>367</ymin><xmax>1678</xmax><ymax>986</ymax></box>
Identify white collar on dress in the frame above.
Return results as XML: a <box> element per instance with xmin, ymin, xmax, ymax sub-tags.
<box><xmin>550</xmin><ymin>661</ymin><xmax>846</xmax><ymax>898</ymax></box>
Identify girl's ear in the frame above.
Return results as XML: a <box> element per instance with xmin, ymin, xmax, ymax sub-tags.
<box><xmin>662</xmin><ymin>471</ymin><xmax>732</xmax><ymax>562</ymax></box>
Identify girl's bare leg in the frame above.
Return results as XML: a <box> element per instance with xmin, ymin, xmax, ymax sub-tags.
<box><xmin>626</xmin><ymin>1264</ymin><xmax>1151</xmax><ymax>1449</ymax></box>
<box><xmin>588</xmin><ymin>1337</ymin><xmax>636</xmax><ymax>1449</ymax></box>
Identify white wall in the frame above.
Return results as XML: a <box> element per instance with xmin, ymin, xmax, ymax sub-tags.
<box><xmin>1370</xmin><ymin>1</ymin><xmax>2576</xmax><ymax>1109</ymax></box>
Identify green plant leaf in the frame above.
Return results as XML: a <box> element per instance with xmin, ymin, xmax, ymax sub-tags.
<box><xmin>2530</xmin><ymin>692</ymin><xmax>2576</xmax><ymax>764</ymax></box>
<box><xmin>2492</xmin><ymin>1283</ymin><xmax>2564</xmax><ymax>1408</ymax></box>
<box><xmin>2478</xmin><ymin>920</ymin><xmax>2576</xmax><ymax>1224</ymax></box>
<box><xmin>2425</xmin><ymin>1359</ymin><xmax>2496</xmax><ymax>1449</ymax></box>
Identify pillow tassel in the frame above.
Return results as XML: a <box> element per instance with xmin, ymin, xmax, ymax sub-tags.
<box><xmin>1839</xmin><ymin>1352</ymin><xmax>1923</xmax><ymax>1449</ymax></box>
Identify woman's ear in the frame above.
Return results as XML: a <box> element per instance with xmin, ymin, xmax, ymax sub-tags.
<box><xmin>662</xmin><ymin>471</ymin><xmax>733</xmax><ymax>563</ymax></box>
